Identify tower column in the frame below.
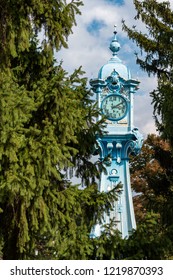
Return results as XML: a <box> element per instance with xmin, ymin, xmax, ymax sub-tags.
<box><xmin>90</xmin><ymin>28</ymin><xmax>143</xmax><ymax>238</ymax></box>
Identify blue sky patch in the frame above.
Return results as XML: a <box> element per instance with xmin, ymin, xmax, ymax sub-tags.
<box><xmin>87</xmin><ymin>20</ymin><xmax>106</xmax><ymax>36</ymax></box>
<box><xmin>104</xmin><ymin>0</ymin><xmax>125</xmax><ymax>6</ymax></box>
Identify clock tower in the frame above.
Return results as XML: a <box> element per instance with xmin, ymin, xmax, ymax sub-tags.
<box><xmin>90</xmin><ymin>27</ymin><xmax>143</xmax><ymax>238</ymax></box>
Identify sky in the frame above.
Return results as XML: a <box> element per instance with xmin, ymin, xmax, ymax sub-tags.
<box><xmin>58</xmin><ymin>0</ymin><xmax>172</xmax><ymax>138</ymax></box>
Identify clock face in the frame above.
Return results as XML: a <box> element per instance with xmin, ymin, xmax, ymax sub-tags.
<box><xmin>101</xmin><ymin>94</ymin><xmax>127</xmax><ymax>121</ymax></box>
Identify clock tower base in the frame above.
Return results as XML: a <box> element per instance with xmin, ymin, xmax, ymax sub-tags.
<box><xmin>91</xmin><ymin>129</ymin><xmax>143</xmax><ymax>238</ymax></box>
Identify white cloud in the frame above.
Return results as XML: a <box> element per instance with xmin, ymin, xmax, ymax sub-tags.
<box><xmin>134</xmin><ymin>92</ymin><xmax>157</xmax><ymax>137</ymax></box>
<box><xmin>57</xmin><ymin>0</ymin><xmax>166</xmax><ymax>136</ymax></box>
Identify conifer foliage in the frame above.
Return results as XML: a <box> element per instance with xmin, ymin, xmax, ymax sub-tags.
<box><xmin>0</xmin><ymin>0</ymin><xmax>82</xmax><ymax>66</ymax></box>
<box><xmin>122</xmin><ymin>0</ymin><xmax>173</xmax><ymax>146</ymax></box>
<box><xmin>0</xmin><ymin>0</ymin><xmax>115</xmax><ymax>259</ymax></box>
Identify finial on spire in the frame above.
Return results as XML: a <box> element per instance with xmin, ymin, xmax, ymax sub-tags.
<box><xmin>109</xmin><ymin>25</ymin><xmax>121</xmax><ymax>56</ymax></box>
<box><xmin>114</xmin><ymin>24</ymin><xmax>117</xmax><ymax>35</ymax></box>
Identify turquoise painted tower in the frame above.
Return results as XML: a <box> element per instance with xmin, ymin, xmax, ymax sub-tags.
<box><xmin>90</xmin><ymin>27</ymin><xmax>143</xmax><ymax>238</ymax></box>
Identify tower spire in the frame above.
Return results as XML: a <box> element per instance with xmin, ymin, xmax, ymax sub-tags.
<box><xmin>109</xmin><ymin>25</ymin><xmax>121</xmax><ymax>56</ymax></box>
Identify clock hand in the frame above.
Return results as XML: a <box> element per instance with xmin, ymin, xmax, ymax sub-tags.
<box><xmin>112</xmin><ymin>102</ymin><xmax>123</xmax><ymax>109</ymax></box>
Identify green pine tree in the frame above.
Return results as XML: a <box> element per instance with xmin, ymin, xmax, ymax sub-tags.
<box><xmin>122</xmin><ymin>0</ymin><xmax>173</xmax><ymax>146</ymax></box>
<box><xmin>0</xmin><ymin>0</ymin><xmax>118</xmax><ymax>259</ymax></box>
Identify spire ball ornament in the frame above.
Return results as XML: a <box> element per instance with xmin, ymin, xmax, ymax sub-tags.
<box><xmin>109</xmin><ymin>25</ymin><xmax>121</xmax><ymax>55</ymax></box>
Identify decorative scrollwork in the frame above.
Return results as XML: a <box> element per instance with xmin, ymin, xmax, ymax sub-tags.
<box><xmin>125</xmin><ymin>128</ymin><xmax>143</xmax><ymax>157</ymax></box>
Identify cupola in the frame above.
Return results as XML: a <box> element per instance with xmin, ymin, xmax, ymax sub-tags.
<box><xmin>98</xmin><ymin>26</ymin><xmax>131</xmax><ymax>81</ymax></box>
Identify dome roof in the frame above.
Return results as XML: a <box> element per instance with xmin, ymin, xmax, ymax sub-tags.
<box><xmin>98</xmin><ymin>56</ymin><xmax>131</xmax><ymax>80</ymax></box>
<box><xmin>98</xmin><ymin>27</ymin><xmax>131</xmax><ymax>81</ymax></box>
